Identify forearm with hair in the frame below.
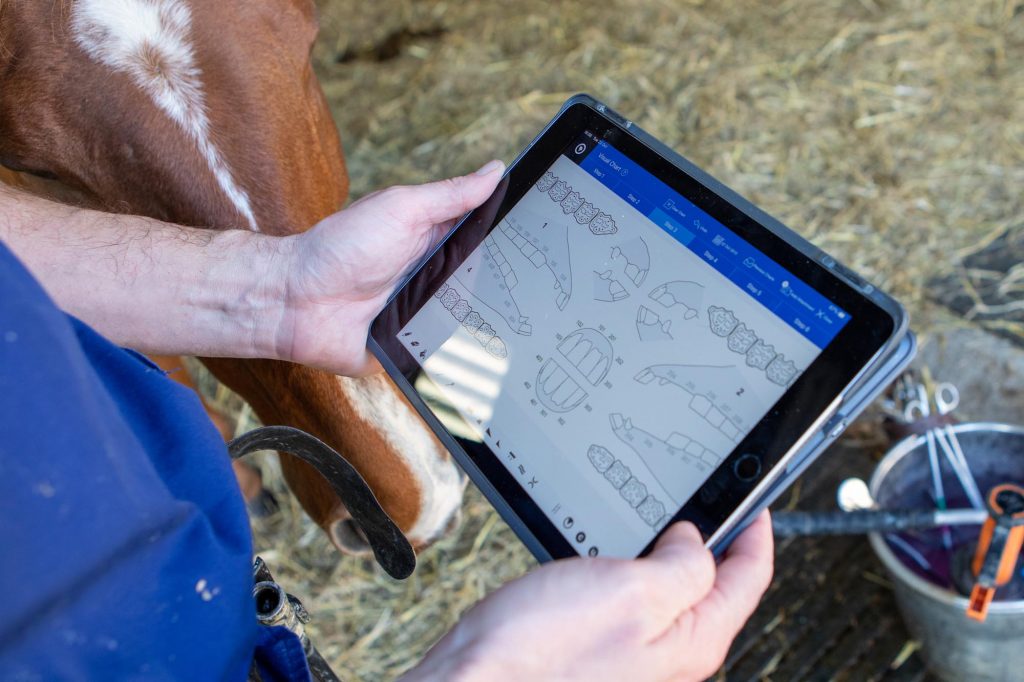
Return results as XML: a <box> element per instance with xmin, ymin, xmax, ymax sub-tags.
<box><xmin>0</xmin><ymin>183</ymin><xmax>291</xmax><ymax>359</ymax></box>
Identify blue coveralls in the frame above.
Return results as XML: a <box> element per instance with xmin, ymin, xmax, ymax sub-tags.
<box><xmin>0</xmin><ymin>241</ymin><xmax>311</xmax><ymax>680</ymax></box>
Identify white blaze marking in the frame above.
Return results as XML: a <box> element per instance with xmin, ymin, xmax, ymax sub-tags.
<box><xmin>71</xmin><ymin>0</ymin><xmax>259</xmax><ymax>231</ymax></box>
<box><xmin>338</xmin><ymin>374</ymin><xmax>464</xmax><ymax>543</ymax></box>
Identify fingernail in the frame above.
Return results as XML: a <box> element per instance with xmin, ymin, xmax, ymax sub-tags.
<box><xmin>474</xmin><ymin>159</ymin><xmax>504</xmax><ymax>176</ymax></box>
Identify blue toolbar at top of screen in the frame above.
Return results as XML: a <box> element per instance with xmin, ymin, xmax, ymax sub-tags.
<box><xmin>577</xmin><ymin>140</ymin><xmax>850</xmax><ymax>349</ymax></box>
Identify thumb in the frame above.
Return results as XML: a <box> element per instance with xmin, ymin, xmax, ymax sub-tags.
<box><xmin>396</xmin><ymin>160</ymin><xmax>505</xmax><ymax>227</ymax></box>
<box><xmin>641</xmin><ymin>522</ymin><xmax>717</xmax><ymax>618</ymax></box>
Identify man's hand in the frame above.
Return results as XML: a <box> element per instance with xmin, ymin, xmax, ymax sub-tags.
<box><xmin>0</xmin><ymin>161</ymin><xmax>503</xmax><ymax>370</ymax></box>
<box><xmin>2</xmin><ymin>150</ymin><xmax>772</xmax><ymax>680</ymax></box>
<box><xmin>403</xmin><ymin>513</ymin><xmax>774</xmax><ymax>682</ymax></box>
<box><xmin>270</xmin><ymin>159</ymin><xmax>504</xmax><ymax>375</ymax></box>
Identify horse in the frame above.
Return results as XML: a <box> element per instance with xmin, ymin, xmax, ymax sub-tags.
<box><xmin>0</xmin><ymin>0</ymin><xmax>465</xmax><ymax>555</ymax></box>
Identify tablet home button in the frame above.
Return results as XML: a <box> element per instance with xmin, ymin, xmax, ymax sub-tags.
<box><xmin>734</xmin><ymin>454</ymin><xmax>762</xmax><ymax>482</ymax></box>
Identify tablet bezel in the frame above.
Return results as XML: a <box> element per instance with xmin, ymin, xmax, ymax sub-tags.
<box><xmin>371</xmin><ymin>95</ymin><xmax>903</xmax><ymax>560</ymax></box>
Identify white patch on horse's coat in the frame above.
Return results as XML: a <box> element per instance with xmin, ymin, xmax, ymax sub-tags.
<box><xmin>70</xmin><ymin>0</ymin><xmax>259</xmax><ymax>231</ymax></box>
<box><xmin>338</xmin><ymin>374</ymin><xmax>464</xmax><ymax>544</ymax></box>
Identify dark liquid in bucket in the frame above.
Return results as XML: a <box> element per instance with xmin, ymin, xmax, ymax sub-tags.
<box><xmin>886</xmin><ymin>485</ymin><xmax>1024</xmax><ymax>601</ymax></box>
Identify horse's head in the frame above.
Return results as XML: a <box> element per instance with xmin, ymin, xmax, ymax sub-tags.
<box><xmin>0</xmin><ymin>0</ymin><xmax>466</xmax><ymax>554</ymax></box>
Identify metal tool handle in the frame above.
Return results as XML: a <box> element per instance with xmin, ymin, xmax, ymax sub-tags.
<box><xmin>250</xmin><ymin>557</ymin><xmax>341</xmax><ymax>682</ymax></box>
<box><xmin>773</xmin><ymin>508</ymin><xmax>988</xmax><ymax>536</ymax></box>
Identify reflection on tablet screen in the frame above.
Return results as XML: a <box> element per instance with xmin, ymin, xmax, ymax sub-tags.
<box><xmin>397</xmin><ymin>135</ymin><xmax>851</xmax><ymax>558</ymax></box>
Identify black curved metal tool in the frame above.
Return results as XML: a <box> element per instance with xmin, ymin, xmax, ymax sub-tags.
<box><xmin>228</xmin><ymin>425</ymin><xmax>416</xmax><ymax>580</ymax></box>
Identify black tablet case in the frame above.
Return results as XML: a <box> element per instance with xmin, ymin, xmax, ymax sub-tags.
<box><xmin>371</xmin><ymin>94</ymin><xmax>915</xmax><ymax>560</ymax></box>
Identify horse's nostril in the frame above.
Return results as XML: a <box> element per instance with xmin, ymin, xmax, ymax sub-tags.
<box><xmin>329</xmin><ymin>518</ymin><xmax>373</xmax><ymax>556</ymax></box>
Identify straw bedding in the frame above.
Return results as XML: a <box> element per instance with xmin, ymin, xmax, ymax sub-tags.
<box><xmin>197</xmin><ymin>1</ymin><xmax>1023</xmax><ymax>678</ymax></box>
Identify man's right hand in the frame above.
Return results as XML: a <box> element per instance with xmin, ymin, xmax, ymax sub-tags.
<box><xmin>402</xmin><ymin>512</ymin><xmax>774</xmax><ymax>682</ymax></box>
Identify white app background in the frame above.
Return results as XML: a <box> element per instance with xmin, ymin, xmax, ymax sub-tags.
<box><xmin>400</xmin><ymin>155</ymin><xmax>820</xmax><ymax>558</ymax></box>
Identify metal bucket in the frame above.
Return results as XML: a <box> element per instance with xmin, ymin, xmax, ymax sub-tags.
<box><xmin>868</xmin><ymin>423</ymin><xmax>1024</xmax><ymax>682</ymax></box>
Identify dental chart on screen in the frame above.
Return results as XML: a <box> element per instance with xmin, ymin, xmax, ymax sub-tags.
<box><xmin>397</xmin><ymin>139</ymin><xmax>850</xmax><ymax>558</ymax></box>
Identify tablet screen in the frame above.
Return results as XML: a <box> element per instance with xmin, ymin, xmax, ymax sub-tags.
<box><xmin>396</xmin><ymin>134</ymin><xmax>851</xmax><ymax>558</ymax></box>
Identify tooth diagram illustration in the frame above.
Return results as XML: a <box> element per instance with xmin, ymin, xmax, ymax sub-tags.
<box><xmin>635</xmin><ymin>495</ymin><xmax>669</xmax><ymax>528</ymax></box>
<box><xmin>766</xmin><ymin>356</ymin><xmax>799</xmax><ymax>386</ymax></box>
<box><xmin>610</xmin><ymin>237</ymin><xmax>650</xmax><ymax>286</ymax></box>
<box><xmin>501</xmin><ymin>216</ymin><xmax>572</xmax><ymax>310</ymax></box>
<box><xmin>534</xmin><ymin>327</ymin><xmax>615</xmax><ymax>413</ymax></box>
<box><xmin>536</xmin><ymin>170</ymin><xmax>558</xmax><ymax>193</ymax></box>
<box><xmin>536</xmin><ymin>171</ymin><xmax>618</xmax><ymax>235</ymax></box>
<box><xmin>708</xmin><ymin>306</ymin><xmax>739</xmax><ymax>337</ymax></box>
<box><xmin>457</xmin><ymin>234</ymin><xmax>532</xmax><ymax>335</ymax></box>
<box><xmin>593</xmin><ymin>270</ymin><xmax>629</xmax><ymax>302</ymax></box>
<box><xmin>727</xmin><ymin>324</ymin><xmax>758</xmax><ymax>354</ymax></box>
<box><xmin>561</xmin><ymin>190</ymin><xmax>584</xmax><ymax>216</ymax></box>
<box><xmin>535</xmin><ymin>358</ymin><xmax>587</xmax><ymax>413</ymax></box>
<box><xmin>549</xmin><ymin>180</ymin><xmax>571</xmax><ymax>202</ymax></box>
<box><xmin>589</xmin><ymin>212</ymin><xmax>618</xmax><ymax>236</ymax></box>
<box><xmin>745</xmin><ymin>340</ymin><xmax>776</xmax><ymax>370</ymax></box>
<box><xmin>609</xmin><ymin>414</ymin><xmax>720</xmax><ymax>507</ymax></box>
<box><xmin>587</xmin><ymin>444</ymin><xmax>667</xmax><ymax>528</ymax></box>
<box><xmin>706</xmin><ymin>306</ymin><xmax>801</xmax><ymax>386</ymax></box>
<box><xmin>587</xmin><ymin>444</ymin><xmax>616</xmax><ymax>472</ymax></box>
<box><xmin>636</xmin><ymin>305</ymin><xmax>673</xmax><ymax>342</ymax></box>
<box><xmin>557</xmin><ymin>328</ymin><xmax>613</xmax><ymax>386</ymax></box>
<box><xmin>648</xmin><ymin>280</ymin><xmax>703</xmax><ymax>320</ymax></box>
<box><xmin>604</xmin><ymin>459</ymin><xmax>633</xmax><ymax>489</ymax></box>
<box><xmin>634</xmin><ymin>365</ymin><xmax>743</xmax><ymax>442</ymax></box>
<box><xmin>574</xmin><ymin>201</ymin><xmax>599</xmax><ymax>225</ymax></box>
<box><xmin>433</xmin><ymin>282</ymin><xmax>508</xmax><ymax>358</ymax></box>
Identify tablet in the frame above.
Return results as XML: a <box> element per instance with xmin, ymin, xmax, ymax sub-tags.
<box><xmin>371</xmin><ymin>94</ymin><xmax>909</xmax><ymax>561</ymax></box>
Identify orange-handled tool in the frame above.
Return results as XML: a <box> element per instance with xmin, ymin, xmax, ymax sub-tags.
<box><xmin>966</xmin><ymin>483</ymin><xmax>1024</xmax><ymax>622</ymax></box>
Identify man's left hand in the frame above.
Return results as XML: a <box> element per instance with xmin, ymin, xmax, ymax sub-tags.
<box><xmin>269</xmin><ymin>159</ymin><xmax>504</xmax><ymax>375</ymax></box>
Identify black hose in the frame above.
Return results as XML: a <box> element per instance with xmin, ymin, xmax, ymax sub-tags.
<box><xmin>772</xmin><ymin>509</ymin><xmax>983</xmax><ymax>537</ymax></box>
